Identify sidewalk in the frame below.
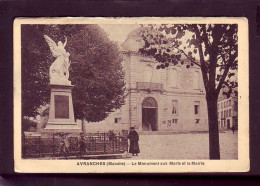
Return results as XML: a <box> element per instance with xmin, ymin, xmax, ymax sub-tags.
<box><xmin>129</xmin><ymin>130</ymin><xmax>238</xmax><ymax>160</ymax></box>
<box><xmin>32</xmin><ymin>153</ymin><xmax>127</xmax><ymax>160</ymax></box>
<box><xmin>30</xmin><ymin>131</ymin><xmax>237</xmax><ymax>160</ymax></box>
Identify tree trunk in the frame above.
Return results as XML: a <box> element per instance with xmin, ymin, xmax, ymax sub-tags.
<box><xmin>207</xmin><ymin>96</ymin><xmax>220</xmax><ymax>159</ymax></box>
<box><xmin>81</xmin><ymin>118</ymin><xmax>86</xmax><ymax>133</ymax></box>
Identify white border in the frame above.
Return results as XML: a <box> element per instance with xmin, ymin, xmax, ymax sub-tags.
<box><xmin>14</xmin><ymin>17</ymin><xmax>249</xmax><ymax>173</ymax></box>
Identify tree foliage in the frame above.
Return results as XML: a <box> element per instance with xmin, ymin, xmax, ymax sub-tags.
<box><xmin>22</xmin><ymin>118</ymin><xmax>37</xmax><ymax>132</ymax></box>
<box><xmin>139</xmin><ymin>24</ymin><xmax>238</xmax><ymax>97</ymax></box>
<box><xmin>22</xmin><ymin>24</ymin><xmax>125</xmax><ymax>122</ymax></box>
<box><xmin>139</xmin><ymin>24</ymin><xmax>238</xmax><ymax>159</ymax></box>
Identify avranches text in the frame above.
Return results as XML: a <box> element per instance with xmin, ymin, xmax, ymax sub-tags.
<box><xmin>76</xmin><ymin>161</ymin><xmax>205</xmax><ymax>166</ymax></box>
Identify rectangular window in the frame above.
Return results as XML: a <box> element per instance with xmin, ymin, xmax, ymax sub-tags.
<box><xmin>193</xmin><ymin>71</ymin><xmax>200</xmax><ymax>89</ymax></box>
<box><xmin>114</xmin><ymin>118</ymin><xmax>121</xmax><ymax>124</ymax></box>
<box><xmin>221</xmin><ymin>111</ymin><xmax>223</xmax><ymax>119</ymax></box>
<box><xmin>169</xmin><ymin>69</ymin><xmax>178</xmax><ymax>88</ymax></box>
<box><xmin>221</xmin><ymin>102</ymin><xmax>223</xmax><ymax>109</ymax></box>
<box><xmin>229</xmin><ymin>109</ymin><xmax>231</xmax><ymax>117</ymax></box>
<box><xmin>172</xmin><ymin>100</ymin><xmax>178</xmax><ymax>115</ymax></box>
<box><xmin>115</xmin><ymin>109</ymin><xmax>121</xmax><ymax>113</ymax></box>
<box><xmin>194</xmin><ymin>101</ymin><xmax>200</xmax><ymax>115</ymax></box>
<box><xmin>195</xmin><ymin>119</ymin><xmax>200</xmax><ymax>123</ymax></box>
<box><xmin>194</xmin><ymin>105</ymin><xmax>199</xmax><ymax>114</ymax></box>
<box><xmin>172</xmin><ymin>119</ymin><xmax>178</xmax><ymax>123</ymax></box>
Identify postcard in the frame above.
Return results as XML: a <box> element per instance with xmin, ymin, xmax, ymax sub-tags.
<box><xmin>14</xmin><ymin>17</ymin><xmax>249</xmax><ymax>173</ymax></box>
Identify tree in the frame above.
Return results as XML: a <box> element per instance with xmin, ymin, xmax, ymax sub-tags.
<box><xmin>139</xmin><ymin>24</ymin><xmax>238</xmax><ymax>159</ymax></box>
<box><xmin>22</xmin><ymin>118</ymin><xmax>37</xmax><ymax>132</ymax></box>
<box><xmin>21</xmin><ymin>24</ymin><xmax>125</xmax><ymax>122</ymax></box>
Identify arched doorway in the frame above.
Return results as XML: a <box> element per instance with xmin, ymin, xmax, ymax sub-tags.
<box><xmin>142</xmin><ymin>97</ymin><xmax>158</xmax><ymax>131</ymax></box>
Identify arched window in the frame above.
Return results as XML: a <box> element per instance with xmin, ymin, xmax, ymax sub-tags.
<box><xmin>143</xmin><ymin>65</ymin><xmax>153</xmax><ymax>82</ymax></box>
<box><xmin>193</xmin><ymin>71</ymin><xmax>200</xmax><ymax>89</ymax></box>
<box><xmin>169</xmin><ymin>69</ymin><xmax>178</xmax><ymax>88</ymax></box>
<box><xmin>142</xmin><ymin>97</ymin><xmax>157</xmax><ymax>108</ymax></box>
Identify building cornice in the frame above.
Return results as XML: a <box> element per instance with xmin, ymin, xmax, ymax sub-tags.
<box><xmin>121</xmin><ymin>51</ymin><xmax>201</xmax><ymax>69</ymax></box>
<box><xmin>126</xmin><ymin>88</ymin><xmax>205</xmax><ymax>96</ymax></box>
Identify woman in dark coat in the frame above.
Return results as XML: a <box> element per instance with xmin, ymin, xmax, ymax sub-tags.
<box><xmin>128</xmin><ymin>127</ymin><xmax>140</xmax><ymax>156</ymax></box>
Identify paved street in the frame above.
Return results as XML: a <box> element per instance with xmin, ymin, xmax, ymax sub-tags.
<box><xmin>129</xmin><ymin>131</ymin><xmax>238</xmax><ymax>160</ymax></box>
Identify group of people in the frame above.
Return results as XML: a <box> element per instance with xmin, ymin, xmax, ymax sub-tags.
<box><xmin>59</xmin><ymin>132</ymin><xmax>88</xmax><ymax>158</ymax></box>
<box><xmin>59</xmin><ymin>127</ymin><xmax>140</xmax><ymax>158</ymax></box>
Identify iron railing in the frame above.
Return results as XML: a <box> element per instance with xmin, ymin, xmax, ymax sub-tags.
<box><xmin>22</xmin><ymin>132</ymin><xmax>128</xmax><ymax>159</ymax></box>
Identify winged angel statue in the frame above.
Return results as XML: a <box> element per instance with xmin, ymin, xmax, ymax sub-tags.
<box><xmin>44</xmin><ymin>35</ymin><xmax>71</xmax><ymax>85</ymax></box>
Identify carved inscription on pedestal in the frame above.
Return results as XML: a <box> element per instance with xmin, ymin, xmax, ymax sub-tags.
<box><xmin>54</xmin><ymin>95</ymin><xmax>69</xmax><ymax>119</ymax></box>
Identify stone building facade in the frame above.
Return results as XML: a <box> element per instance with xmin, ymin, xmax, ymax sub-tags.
<box><xmin>217</xmin><ymin>96</ymin><xmax>238</xmax><ymax>130</ymax></box>
<box><xmin>83</xmin><ymin>27</ymin><xmax>208</xmax><ymax>133</ymax></box>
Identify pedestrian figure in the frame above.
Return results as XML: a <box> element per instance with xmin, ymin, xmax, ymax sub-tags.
<box><xmin>78</xmin><ymin>132</ymin><xmax>87</xmax><ymax>157</ymax></box>
<box><xmin>59</xmin><ymin>134</ymin><xmax>70</xmax><ymax>158</ymax></box>
<box><xmin>231</xmin><ymin>126</ymin><xmax>235</xmax><ymax>134</ymax></box>
<box><xmin>108</xmin><ymin>130</ymin><xmax>115</xmax><ymax>141</ymax></box>
<box><xmin>128</xmin><ymin>127</ymin><xmax>140</xmax><ymax>156</ymax></box>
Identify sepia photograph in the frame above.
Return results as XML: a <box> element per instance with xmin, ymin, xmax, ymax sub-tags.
<box><xmin>13</xmin><ymin>17</ymin><xmax>249</xmax><ymax>173</ymax></box>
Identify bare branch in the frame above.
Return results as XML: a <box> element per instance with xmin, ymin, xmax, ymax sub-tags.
<box><xmin>193</xmin><ymin>25</ymin><xmax>209</xmax><ymax>92</ymax></box>
<box><xmin>177</xmin><ymin>49</ymin><xmax>201</xmax><ymax>67</ymax></box>
<box><xmin>201</xmin><ymin>25</ymin><xmax>211</xmax><ymax>51</ymax></box>
<box><xmin>216</xmin><ymin>50</ymin><xmax>237</xmax><ymax>94</ymax></box>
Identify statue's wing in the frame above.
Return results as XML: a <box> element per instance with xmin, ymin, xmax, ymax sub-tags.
<box><xmin>63</xmin><ymin>36</ymin><xmax>67</xmax><ymax>48</ymax></box>
<box><xmin>44</xmin><ymin>35</ymin><xmax>59</xmax><ymax>57</ymax></box>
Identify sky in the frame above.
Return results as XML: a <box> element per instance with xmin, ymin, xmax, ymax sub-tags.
<box><xmin>99</xmin><ymin>24</ymin><xmax>140</xmax><ymax>44</ymax></box>
<box><xmin>99</xmin><ymin>24</ymin><xmax>201</xmax><ymax>60</ymax></box>
<box><xmin>98</xmin><ymin>24</ymin><xmax>237</xmax><ymax>81</ymax></box>
<box><xmin>97</xmin><ymin>24</ymin><xmax>236</xmax><ymax>81</ymax></box>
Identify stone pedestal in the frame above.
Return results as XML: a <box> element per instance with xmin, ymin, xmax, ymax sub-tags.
<box><xmin>45</xmin><ymin>84</ymin><xmax>80</xmax><ymax>131</ymax></box>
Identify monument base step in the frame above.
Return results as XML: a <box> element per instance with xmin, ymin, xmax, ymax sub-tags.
<box><xmin>44</xmin><ymin>124</ymin><xmax>80</xmax><ymax>130</ymax></box>
<box><xmin>41</xmin><ymin>128</ymin><xmax>82</xmax><ymax>137</ymax></box>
